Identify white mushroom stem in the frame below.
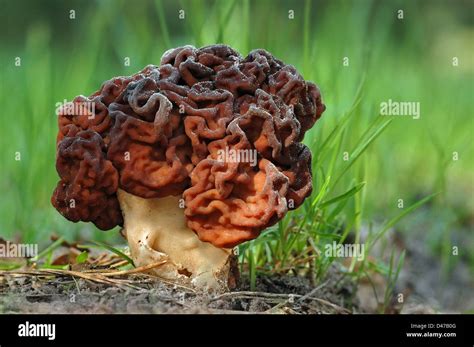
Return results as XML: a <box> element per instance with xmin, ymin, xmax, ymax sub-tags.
<box><xmin>116</xmin><ymin>189</ymin><xmax>236</xmax><ymax>292</ymax></box>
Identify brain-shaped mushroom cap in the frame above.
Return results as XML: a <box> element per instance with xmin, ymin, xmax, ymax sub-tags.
<box><xmin>52</xmin><ymin>45</ymin><xmax>325</xmax><ymax>248</ymax></box>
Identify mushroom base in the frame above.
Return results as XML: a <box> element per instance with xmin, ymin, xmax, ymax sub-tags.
<box><xmin>117</xmin><ymin>189</ymin><xmax>238</xmax><ymax>292</ymax></box>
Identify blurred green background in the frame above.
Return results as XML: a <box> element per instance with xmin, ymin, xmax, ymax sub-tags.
<box><xmin>0</xmin><ymin>0</ymin><xmax>473</xmax><ymax>306</ymax></box>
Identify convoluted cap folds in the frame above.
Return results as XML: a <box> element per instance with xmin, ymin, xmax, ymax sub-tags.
<box><xmin>52</xmin><ymin>130</ymin><xmax>123</xmax><ymax>230</ymax></box>
<box><xmin>52</xmin><ymin>45</ymin><xmax>325</xmax><ymax>247</ymax></box>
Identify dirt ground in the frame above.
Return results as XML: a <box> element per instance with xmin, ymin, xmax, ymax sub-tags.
<box><xmin>0</xmin><ymin>265</ymin><xmax>356</xmax><ymax>314</ymax></box>
<box><xmin>1</xmin><ymin>254</ymin><xmax>469</xmax><ymax>314</ymax></box>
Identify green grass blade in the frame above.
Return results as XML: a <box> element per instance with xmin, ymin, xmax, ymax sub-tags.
<box><xmin>76</xmin><ymin>251</ymin><xmax>89</xmax><ymax>264</ymax></box>
<box><xmin>332</xmin><ymin>119</ymin><xmax>392</xmax><ymax>188</ymax></box>
<box><xmin>319</xmin><ymin>182</ymin><xmax>366</xmax><ymax>208</ymax></box>
<box><xmin>217</xmin><ymin>0</ymin><xmax>238</xmax><ymax>43</ymax></box>
<box><xmin>91</xmin><ymin>241</ymin><xmax>135</xmax><ymax>266</ymax></box>
<box><xmin>29</xmin><ymin>236</ymin><xmax>65</xmax><ymax>264</ymax></box>
<box><xmin>155</xmin><ymin>0</ymin><xmax>172</xmax><ymax>48</ymax></box>
<box><xmin>368</xmin><ymin>193</ymin><xmax>440</xmax><ymax>248</ymax></box>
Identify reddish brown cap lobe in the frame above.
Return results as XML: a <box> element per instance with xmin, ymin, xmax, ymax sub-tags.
<box><xmin>52</xmin><ymin>45</ymin><xmax>325</xmax><ymax>247</ymax></box>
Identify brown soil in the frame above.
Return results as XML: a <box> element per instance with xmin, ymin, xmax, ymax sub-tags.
<box><xmin>0</xmin><ymin>265</ymin><xmax>356</xmax><ymax>314</ymax></box>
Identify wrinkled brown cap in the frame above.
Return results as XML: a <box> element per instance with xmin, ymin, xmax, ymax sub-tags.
<box><xmin>52</xmin><ymin>45</ymin><xmax>325</xmax><ymax>247</ymax></box>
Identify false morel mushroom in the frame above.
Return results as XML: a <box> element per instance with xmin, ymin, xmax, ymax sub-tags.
<box><xmin>52</xmin><ymin>45</ymin><xmax>325</xmax><ymax>291</ymax></box>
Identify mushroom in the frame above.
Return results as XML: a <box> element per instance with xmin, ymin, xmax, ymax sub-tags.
<box><xmin>52</xmin><ymin>45</ymin><xmax>325</xmax><ymax>292</ymax></box>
